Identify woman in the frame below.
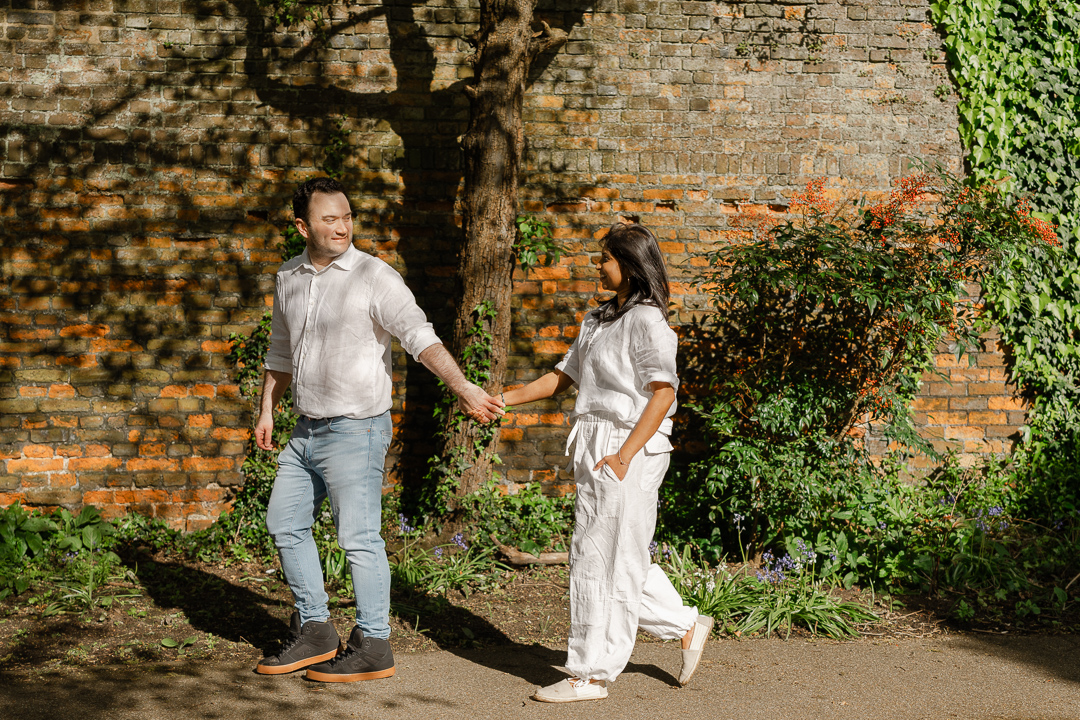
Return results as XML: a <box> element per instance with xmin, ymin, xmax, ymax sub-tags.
<box><xmin>502</xmin><ymin>222</ymin><xmax>713</xmax><ymax>703</ymax></box>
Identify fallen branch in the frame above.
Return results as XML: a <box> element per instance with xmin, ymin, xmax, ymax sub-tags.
<box><xmin>489</xmin><ymin>533</ymin><xmax>568</xmax><ymax>566</ymax></box>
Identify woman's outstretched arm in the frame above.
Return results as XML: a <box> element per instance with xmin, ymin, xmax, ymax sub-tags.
<box><xmin>502</xmin><ymin>370</ymin><xmax>575</xmax><ymax>406</ymax></box>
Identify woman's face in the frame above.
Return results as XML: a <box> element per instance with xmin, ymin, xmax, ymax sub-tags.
<box><xmin>595</xmin><ymin>247</ymin><xmax>628</xmax><ymax>294</ymax></box>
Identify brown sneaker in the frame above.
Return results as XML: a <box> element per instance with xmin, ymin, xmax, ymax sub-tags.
<box><xmin>255</xmin><ymin>611</ymin><xmax>340</xmax><ymax>675</ymax></box>
<box><xmin>305</xmin><ymin>626</ymin><xmax>395</xmax><ymax>683</ymax></box>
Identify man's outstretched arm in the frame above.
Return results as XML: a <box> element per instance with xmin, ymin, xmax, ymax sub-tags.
<box><xmin>418</xmin><ymin>344</ymin><xmax>505</xmax><ymax>422</ymax></box>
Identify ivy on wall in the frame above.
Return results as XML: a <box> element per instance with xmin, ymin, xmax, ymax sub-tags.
<box><xmin>932</xmin><ymin>0</ymin><xmax>1080</xmax><ymax>447</ymax></box>
<box><xmin>932</xmin><ymin>0</ymin><xmax>1080</xmax><ymax>234</ymax></box>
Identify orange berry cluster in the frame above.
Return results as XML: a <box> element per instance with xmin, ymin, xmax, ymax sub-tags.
<box><xmin>791</xmin><ymin>177</ymin><xmax>836</xmax><ymax>215</ymax></box>
<box><xmin>867</xmin><ymin>173</ymin><xmax>933</xmax><ymax>230</ymax></box>
<box><xmin>1013</xmin><ymin>198</ymin><xmax>1060</xmax><ymax>247</ymax></box>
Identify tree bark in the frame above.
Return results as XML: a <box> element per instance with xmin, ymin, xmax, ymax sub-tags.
<box><xmin>441</xmin><ymin>1</ymin><xmax>567</xmax><ymax>497</ymax></box>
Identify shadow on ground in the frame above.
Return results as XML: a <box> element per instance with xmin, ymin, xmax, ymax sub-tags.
<box><xmin>0</xmin><ymin>663</ymin><xmax>330</xmax><ymax>720</ymax></box>
<box><xmin>389</xmin><ymin>588</ymin><xmax>679</xmax><ymax>688</ymax></box>
<box><xmin>123</xmin><ymin>550</ymin><xmax>290</xmax><ymax>655</ymax></box>
<box><xmin>952</xmin><ymin>633</ymin><xmax>1080</xmax><ymax>684</ymax></box>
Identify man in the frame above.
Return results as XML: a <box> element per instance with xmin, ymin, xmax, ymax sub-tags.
<box><xmin>253</xmin><ymin>177</ymin><xmax>503</xmax><ymax>682</ymax></box>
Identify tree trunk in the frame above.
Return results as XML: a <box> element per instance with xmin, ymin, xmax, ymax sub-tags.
<box><xmin>439</xmin><ymin>1</ymin><xmax>566</xmax><ymax>498</ymax></box>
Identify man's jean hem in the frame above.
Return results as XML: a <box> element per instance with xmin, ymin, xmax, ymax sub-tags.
<box><xmin>266</xmin><ymin>412</ymin><xmax>393</xmax><ymax>639</ymax></box>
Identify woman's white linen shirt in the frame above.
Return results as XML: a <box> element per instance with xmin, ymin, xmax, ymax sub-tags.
<box><xmin>264</xmin><ymin>245</ymin><xmax>442</xmax><ymax>420</ymax></box>
<box><xmin>556</xmin><ymin>303</ymin><xmax>679</xmax><ymax>450</ymax></box>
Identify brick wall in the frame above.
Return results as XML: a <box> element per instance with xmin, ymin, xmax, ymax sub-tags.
<box><xmin>0</xmin><ymin>0</ymin><xmax>1020</xmax><ymax>527</ymax></box>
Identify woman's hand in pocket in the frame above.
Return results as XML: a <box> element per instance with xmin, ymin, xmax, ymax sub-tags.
<box><xmin>594</xmin><ymin>453</ymin><xmax>629</xmax><ymax>480</ymax></box>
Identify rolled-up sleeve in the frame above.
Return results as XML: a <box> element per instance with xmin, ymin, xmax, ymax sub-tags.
<box><xmin>370</xmin><ymin>265</ymin><xmax>442</xmax><ymax>361</ymax></box>
<box><xmin>264</xmin><ymin>273</ymin><xmax>294</xmax><ymax>374</ymax></box>
<box><xmin>631</xmin><ymin>311</ymin><xmax>679</xmax><ymax>394</ymax></box>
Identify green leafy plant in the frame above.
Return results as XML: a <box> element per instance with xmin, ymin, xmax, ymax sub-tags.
<box><xmin>460</xmin><ymin>480</ymin><xmax>574</xmax><ymax>554</ymax></box>
<box><xmin>663</xmin><ymin>544</ymin><xmax>877</xmax><ymax>639</ymax></box>
<box><xmin>255</xmin><ymin>0</ymin><xmax>333</xmax><ymax>35</ymax></box>
<box><xmin>42</xmin><ymin>542</ymin><xmax>139</xmax><ymax>617</ymax></box>
<box><xmin>932</xmin><ymin>2</ymin><xmax>1080</xmax><ymax>462</ymax></box>
<box><xmin>0</xmin><ymin>504</ymin><xmax>56</xmax><ymax>597</ymax></box>
<box><xmin>514</xmin><ymin>215</ymin><xmax>561</xmax><ymax>271</ymax></box>
<box><xmin>931</xmin><ymin>0</ymin><xmax>1080</xmax><ymax>236</ymax></box>
<box><xmin>322</xmin><ymin>116</ymin><xmax>350</xmax><ymax>181</ymax></box>
<box><xmin>418</xmin><ymin>301</ymin><xmax>502</xmax><ymax>518</ymax></box>
<box><xmin>0</xmin><ymin>505</ymin><xmax>118</xmax><ymax>600</ymax></box>
<box><xmin>389</xmin><ymin>517</ymin><xmax>505</xmax><ymax>597</ymax></box>
<box><xmin>674</xmin><ymin>170</ymin><xmax>1057</xmax><ymax>559</ymax></box>
<box><xmin>161</xmin><ymin>635</ymin><xmax>199</xmax><ymax>655</ymax></box>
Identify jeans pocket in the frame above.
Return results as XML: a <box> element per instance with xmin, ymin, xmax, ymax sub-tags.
<box><xmin>327</xmin><ymin>417</ymin><xmax>373</xmax><ymax>435</ymax></box>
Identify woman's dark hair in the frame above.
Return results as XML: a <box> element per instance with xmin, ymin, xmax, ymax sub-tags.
<box><xmin>293</xmin><ymin>177</ymin><xmax>347</xmax><ymax>223</ymax></box>
<box><xmin>593</xmin><ymin>222</ymin><xmax>670</xmax><ymax>323</ymax></box>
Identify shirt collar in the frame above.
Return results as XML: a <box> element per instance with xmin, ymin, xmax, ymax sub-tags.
<box><xmin>294</xmin><ymin>244</ymin><xmax>361</xmax><ymax>274</ymax></box>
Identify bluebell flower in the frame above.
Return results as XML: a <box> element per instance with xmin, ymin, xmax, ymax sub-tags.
<box><xmin>756</xmin><ymin>550</ymin><xmax>793</xmax><ymax>584</ymax></box>
<box><xmin>795</xmin><ymin>538</ymin><xmax>817</xmax><ymax>563</ymax></box>
<box><xmin>398</xmin><ymin>514</ymin><xmax>415</xmax><ymax>535</ymax></box>
<box><xmin>452</xmin><ymin>532</ymin><xmax>468</xmax><ymax>550</ymax></box>
<box><xmin>988</xmin><ymin>506</ymin><xmax>1003</xmax><ymax>517</ymax></box>
<box><xmin>649</xmin><ymin>540</ymin><xmax>658</xmax><ymax>555</ymax></box>
<box><xmin>434</xmin><ymin>546</ymin><xmax>443</xmax><ymax>559</ymax></box>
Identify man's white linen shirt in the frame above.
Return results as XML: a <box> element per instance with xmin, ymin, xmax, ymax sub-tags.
<box><xmin>555</xmin><ymin>303</ymin><xmax>680</xmax><ymax>452</ymax></box>
<box><xmin>264</xmin><ymin>245</ymin><xmax>442</xmax><ymax>420</ymax></box>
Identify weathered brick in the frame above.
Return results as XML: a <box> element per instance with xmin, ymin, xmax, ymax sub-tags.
<box><xmin>0</xmin><ymin>0</ymin><xmax>1004</xmax><ymax>524</ymax></box>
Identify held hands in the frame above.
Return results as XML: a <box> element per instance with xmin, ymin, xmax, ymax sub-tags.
<box><xmin>458</xmin><ymin>382</ymin><xmax>505</xmax><ymax>423</ymax></box>
<box><xmin>594</xmin><ymin>452</ymin><xmax>629</xmax><ymax>481</ymax></box>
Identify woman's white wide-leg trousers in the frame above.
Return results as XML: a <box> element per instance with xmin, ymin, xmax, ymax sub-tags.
<box><xmin>565</xmin><ymin>414</ymin><xmax>698</xmax><ymax>683</ymax></box>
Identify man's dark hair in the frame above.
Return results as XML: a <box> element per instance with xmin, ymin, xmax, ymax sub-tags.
<box><xmin>592</xmin><ymin>222</ymin><xmax>671</xmax><ymax>324</ymax></box>
<box><xmin>293</xmin><ymin>177</ymin><xmax>347</xmax><ymax>223</ymax></box>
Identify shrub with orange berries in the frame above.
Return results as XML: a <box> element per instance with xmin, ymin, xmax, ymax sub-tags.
<box><xmin>676</xmin><ymin>165</ymin><xmax>1060</xmax><ymax>553</ymax></box>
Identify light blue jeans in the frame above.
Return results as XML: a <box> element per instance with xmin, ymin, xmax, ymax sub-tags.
<box><xmin>266</xmin><ymin>413</ymin><xmax>393</xmax><ymax>638</ymax></box>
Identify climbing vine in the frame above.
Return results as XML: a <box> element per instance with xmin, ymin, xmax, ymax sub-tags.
<box><xmin>414</xmin><ymin>218</ymin><xmax>562</xmax><ymax>519</ymax></box>
<box><xmin>417</xmin><ymin>301</ymin><xmax>502</xmax><ymax>518</ymax></box>
<box><xmin>932</xmin><ymin>0</ymin><xmax>1080</xmax><ymax>447</ymax></box>
<box><xmin>931</xmin><ymin>0</ymin><xmax>1080</xmax><ymax>234</ymax></box>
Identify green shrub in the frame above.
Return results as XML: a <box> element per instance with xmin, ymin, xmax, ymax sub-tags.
<box><xmin>666</xmin><ymin>169</ymin><xmax>1059</xmax><ymax>599</ymax></box>
<box><xmin>460</xmin><ymin>480</ymin><xmax>574</xmax><ymax>555</ymax></box>
<box><xmin>0</xmin><ymin>504</ymin><xmax>118</xmax><ymax>600</ymax></box>
<box><xmin>662</xmin><ymin>544</ymin><xmax>877</xmax><ymax>638</ymax></box>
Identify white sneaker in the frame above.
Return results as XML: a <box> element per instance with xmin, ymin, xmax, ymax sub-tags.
<box><xmin>532</xmin><ymin>677</ymin><xmax>609</xmax><ymax>703</ymax></box>
<box><xmin>679</xmin><ymin>614</ymin><xmax>714</xmax><ymax>686</ymax></box>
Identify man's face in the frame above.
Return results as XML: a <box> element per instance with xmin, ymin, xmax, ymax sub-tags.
<box><xmin>296</xmin><ymin>191</ymin><xmax>353</xmax><ymax>265</ymax></box>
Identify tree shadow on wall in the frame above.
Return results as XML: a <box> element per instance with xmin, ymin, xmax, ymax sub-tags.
<box><xmin>1</xmin><ymin>0</ymin><xmax>591</xmax><ymax>506</ymax></box>
<box><xmin>231</xmin><ymin>0</ymin><xmax>594</xmax><ymax>499</ymax></box>
<box><xmin>0</xmin><ymin>64</ymin><xmax>276</xmax><ymax>507</ymax></box>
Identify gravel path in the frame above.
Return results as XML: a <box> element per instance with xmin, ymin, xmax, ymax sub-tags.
<box><xmin>4</xmin><ymin>634</ymin><xmax>1079</xmax><ymax>719</ymax></box>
